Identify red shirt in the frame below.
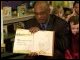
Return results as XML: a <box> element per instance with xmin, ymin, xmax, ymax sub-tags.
<box><xmin>71</xmin><ymin>34</ymin><xmax>79</xmax><ymax>59</ymax></box>
<box><xmin>65</xmin><ymin>33</ymin><xmax>79</xmax><ymax>59</ymax></box>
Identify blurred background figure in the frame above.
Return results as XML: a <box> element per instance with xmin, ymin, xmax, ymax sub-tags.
<box><xmin>52</xmin><ymin>6</ymin><xmax>64</xmax><ymax>19</ymax></box>
<box><xmin>49</xmin><ymin>1</ymin><xmax>54</xmax><ymax>14</ymax></box>
<box><xmin>66</xmin><ymin>1</ymin><xmax>79</xmax><ymax>22</ymax></box>
<box><xmin>63</xmin><ymin>7</ymin><xmax>73</xmax><ymax>22</ymax></box>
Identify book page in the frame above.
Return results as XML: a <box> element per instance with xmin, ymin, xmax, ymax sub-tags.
<box><xmin>13</xmin><ymin>29</ymin><xmax>34</xmax><ymax>53</ymax></box>
<box><xmin>34</xmin><ymin>31</ymin><xmax>54</xmax><ymax>56</ymax></box>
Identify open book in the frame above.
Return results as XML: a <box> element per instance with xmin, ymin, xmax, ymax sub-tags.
<box><xmin>13</xmin><ymin>29</ymin><xmax>55</xmax><ymax>56</ymax></box>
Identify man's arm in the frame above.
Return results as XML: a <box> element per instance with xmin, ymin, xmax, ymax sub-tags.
<box><xmin>53</xmin><ymin>18</ymin><xmax>70</xmax><ymax>58</ymax></box>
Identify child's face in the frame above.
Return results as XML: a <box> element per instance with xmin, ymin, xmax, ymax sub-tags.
<box><xmin>70</xmin><ymin>23</ymin><xmax>79</xmax><ymax>35</ymax></box>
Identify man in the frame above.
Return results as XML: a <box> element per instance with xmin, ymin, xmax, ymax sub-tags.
<box><xmin>23</xmin><ymin>1</ymin><xmax>69</xmax><ymax>59</ymax></box>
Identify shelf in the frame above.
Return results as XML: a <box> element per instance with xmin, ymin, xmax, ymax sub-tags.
<box><xmin>3</xmin><ymin>14</ymin><xmax>34</xmax><ymax>40</ymax></box>
<box><xmin>3</xmin><ymin>14</ymin><xmax>34</xmax><ymax>25</ymax></box>
<box><xmin>1</xmin><ymin>52</ymin><xmax>26</xmax><ymax>59</ymax></box>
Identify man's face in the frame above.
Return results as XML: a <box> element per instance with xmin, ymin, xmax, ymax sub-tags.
<box><xmin>34</xmin><ymin>6</ymin><xmax>50</xmax><ymax>24</ymax></box>
<box><xmin>74</xmin><ymin>3</ymin><xmax>79</xmax><ymax>15</ymax></box>
<box><xmin>70</xmin><ymin>23</ymin><xmax>79</xmax><ymax>35</ymax></box>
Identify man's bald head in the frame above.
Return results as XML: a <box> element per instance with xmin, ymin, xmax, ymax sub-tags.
<box><xmin>34</xmin><ymin>1</ymin><xmax>50</xmax><ymax>11</ymax></box>
<box><xmin>34</xmin><ymin>1</ymin><xmax>50</xmax><ymax>24</ymax></box>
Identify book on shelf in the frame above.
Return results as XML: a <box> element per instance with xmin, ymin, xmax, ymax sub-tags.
<box><xmin>3</xmin><ymin>6</ymin><xmax>12</xmax><ymax>18</ymax></box>
<box><xmin>17</xmin><ymin>4</ymin><xmax>27</xmax><ymax>17</ymax></box>
<box><xmin>3</xmin><ymin>25</ymin><xmax>8</xmax><ymax>39</ymax></box>
<box><xmin>14</xmin><ymin>22</ymin><xmax>25</xmax><ymax>31</ymax></box>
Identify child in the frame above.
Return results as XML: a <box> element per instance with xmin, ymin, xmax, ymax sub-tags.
<box><xmin>65</xmin><ymin>16</ymin><xmax>79</xmax><ymax>59</ymax></box>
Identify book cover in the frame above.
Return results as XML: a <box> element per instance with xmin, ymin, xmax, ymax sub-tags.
<box><xmin>17</xmin><ymin>4</ymin><xmax>26</xmax><ymax>17</ymax></box>
<box><xmin>3</xmin><ymin>6</ymin><xmax>12</xmax><ymax>18</ymax></box>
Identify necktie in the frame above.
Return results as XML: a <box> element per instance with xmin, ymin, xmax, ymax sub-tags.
<box><xmin>41</xmin><ymin>24</ymin><xmax>45</xmax><ymax>30</ymax></box>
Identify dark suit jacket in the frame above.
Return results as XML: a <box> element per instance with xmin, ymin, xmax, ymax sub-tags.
<box><xmin>23</xmin><ymin>14</ymin><xmax>70</xmax><ymax>59</ymax></box>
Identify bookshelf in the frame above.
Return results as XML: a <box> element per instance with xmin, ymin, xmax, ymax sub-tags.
<box><xmin>3</xmin><ymin>14</ymin><xmax>34</xmax><ymax>25</ymax></box>
<box><xmin>3</xmin><ymin>14</ymin><xmax>34</xmax><ymax>39</ymax></box>
<box><xmin>3</xmin><ymin>14</ymin><xmax>34</xmax><ymax>40</ymax></box>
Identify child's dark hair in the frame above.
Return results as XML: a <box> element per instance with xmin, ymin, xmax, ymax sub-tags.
<box><xmin>69</xmin><ymin>16</ymin><xmax>79</xmax><ymax>25</ymax></box>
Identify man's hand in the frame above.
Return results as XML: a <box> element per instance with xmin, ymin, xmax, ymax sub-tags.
<box><xmin>71</xmin><ymin>8</ymin><xmax>76</xmax><ymax>16</ymax></box>
<box><xmin>28</xmin><ymin>52</ymin><xmax>38</xmax><ymax>56</ymax></box>
<box><xmin>29</xmin><ymin>27</ymin><xmax>40</xmax><ymax>33</ymax></box>
<box><xmin>66</xmin><ymin>8</ymin><xmax>76</xmax><ymax>21</ymax></box>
